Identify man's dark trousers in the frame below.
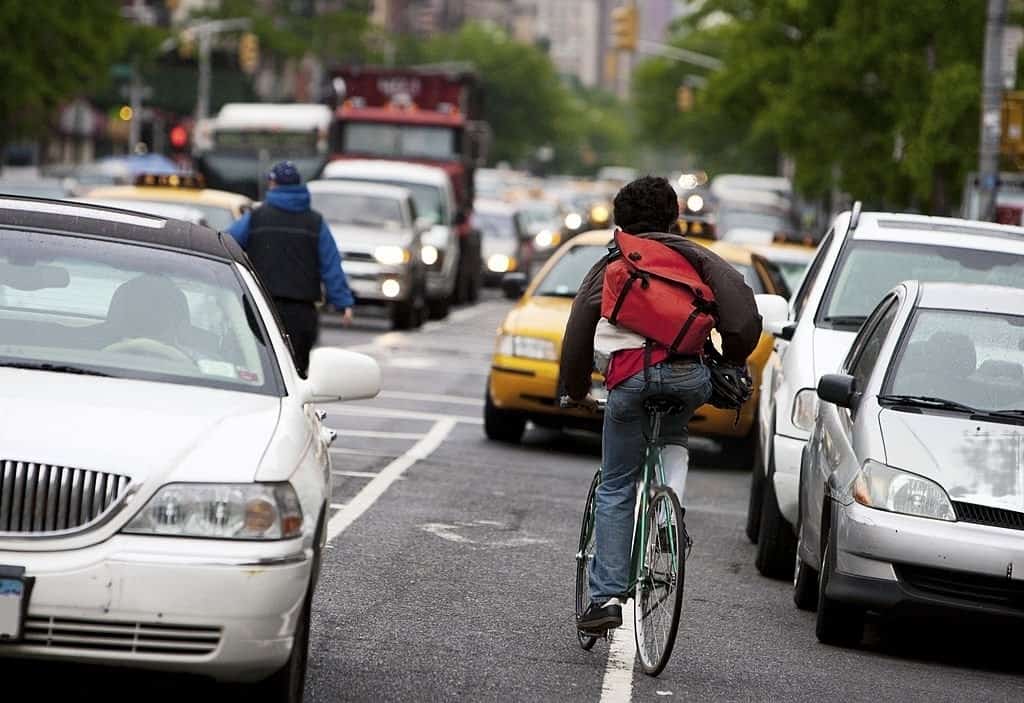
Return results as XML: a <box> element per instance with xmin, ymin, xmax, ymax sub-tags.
<box><xmin>275</xmin><ymin>298</ymin><xmax>319</xmax><ymax>375</ymax></box>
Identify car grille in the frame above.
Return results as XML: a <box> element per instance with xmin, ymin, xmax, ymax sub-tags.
<box><xmin>22</xmin><ymin>615</ymin><xmax>221</xmax><ymax>656</ymax></box>
<box><xmin>0</xmin><ymin>461</ymin><xmax>131</xmax><ymax>534</ymax></box>
<box><xmin>897</xmin><ymin>564</ymin><xmax>1024</xmax><ymax>611</ymax></box>
<box><xmin>952</xmin><ymin>501</ymin><xmax>1024</xmax><ymax>531</ymax></box>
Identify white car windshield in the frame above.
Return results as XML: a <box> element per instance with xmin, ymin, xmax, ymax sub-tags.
<box><xmin>310</xmin><ymin>192</ymin><xmax>405</xmax><ymax>230</ymax></box>
<box><xmin>0</xmin><ymin>229</ymin><xmax>278</xmax><ymax>394</ymax></box>
<box><xmin>821</xmin><ymin>241</ymin><xmax>1024</xmax><ymax>328</ymax></box>
<box><xmin>886</xmin><ymin>309</ymin><xmax>1024</xmax><ymax>413</ymax></box>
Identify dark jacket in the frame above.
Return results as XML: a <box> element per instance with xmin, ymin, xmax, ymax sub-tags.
<box><xmin>559</xmin><ymin>230</ymin><xmax>762</xmax><ymax>400</ymax></box>
<box><xmin>227</xmin><ymin>184</ymin><xmax>354</xmax><ymax>309</ymax></box>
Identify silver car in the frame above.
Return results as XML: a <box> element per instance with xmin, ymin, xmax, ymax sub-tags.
<box><xmin>307</xmin><ymin>179</ymin><xmax>430</xmax><ymax>330</ymax></box>
<box><xmin>795</xmin><ymin>280</ymin><xmax>1024</xmax><ymax>645</ymax></box>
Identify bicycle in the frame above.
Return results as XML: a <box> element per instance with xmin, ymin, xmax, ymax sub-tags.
<box><xmin>565</xmin><ymin>394</ymin><xmax>691</xmax><ymax>677</ymax></box>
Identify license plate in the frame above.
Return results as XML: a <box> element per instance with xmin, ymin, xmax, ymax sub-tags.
<box><xmin>0</xmin><ymin>566</ymin><xmax>28</xmax><ymax>642</ymax></box>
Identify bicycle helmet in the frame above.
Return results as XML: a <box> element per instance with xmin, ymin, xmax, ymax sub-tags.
<box><xmin>705</xmin><ymin>345</ymin><xmax>753</xmax><ymax>411</ymax></box>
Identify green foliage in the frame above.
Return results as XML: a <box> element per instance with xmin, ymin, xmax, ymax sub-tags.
<box><xmin>0</xmin><ymin>2</ymin><xmax>129</xmax><ymax>141</ymax></box>
<box><xmin>633</xmin><ymin>0</ymin><xmax>988</xmax><ymax>213</ymax></box>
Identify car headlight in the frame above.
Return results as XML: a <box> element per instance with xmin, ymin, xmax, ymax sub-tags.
<box><xmin>590</xmin><ymin>204</ymin><xmax>610</xmax><ymax>224</ymax></box>
<box><xmin>421</xmin><ymin>245</ymin><xmax>440</xmax><ymax>266</ymax></box>
<box><xmin>122</xmin><ymin>482</ymin><xmax>304</xmax><ymax>539</ymax></box>
<box><xmin>564</xmin><ymin>212</ymin><xmax>583</xmax><ymax>230</ymax></box>
<box><xmin>374</xmin><ymin>245</ymin><xmax>409</xmax><ymax>265</ymax></box>
<box><xmin>847</xmin><ymin>460</ymin><xmax>955</xmax><ymax>521</ymax></box>
<box><xmin>487</xmin><ymin>254</ymin><xmax>514</xmax><ymax>273</ymax></box>
<box><xmin>685</xmin><ymin>194</ymin><xmax>704</xmax><ymax>213</ymax></box>
<box><xmin>534</xmin><ymin>229</ymin><xmax>560</xmax><ymax>249</ymax></box>
<box><xmin>791</xmin><ymin>388</ymin><xmax>819</xmax><ymax>431</ymax></box>
<box><xmin>496</xmin><ymin>334</ymin><xmax>557</xmax><ymax>361</ymax></box>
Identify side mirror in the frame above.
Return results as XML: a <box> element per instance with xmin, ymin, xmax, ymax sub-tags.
<box><xmin>766</xmin><ymin>320</ymin><xmax>796</xmax><ymax>341</ymax></box>
<box><xmin>306</xmin><ymin>348</ymin><xmax>381</xmax><ymax>402</ymax></box>
<box><xmin>817</xmin><ymin>373</ymin><xmax>857</xmax><ymax>409</ymax></box>
<box><xmin>755</xmin><ymin>294</ymin><xmax>788</xmax><ymax>330</ymax></box>
<box><xmin>502</xmin><ymin>272</ymin><xmax>528</xmax><ymax>300</ymax></box>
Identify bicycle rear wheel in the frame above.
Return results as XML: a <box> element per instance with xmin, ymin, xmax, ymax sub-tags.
<box><xmin>575</xmin><ymin>469</ymin><xmax>601</xmax><ymax>650</ymax></box>
<box><xmin>634</xmin><ymin>486</ymin><xmax>686</xmax><ymax>675</ymax></box>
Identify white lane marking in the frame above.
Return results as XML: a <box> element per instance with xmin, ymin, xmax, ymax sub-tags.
<box><xmin>419</xmin><ymin>520</ymin><xmax>550</xmax><ymax>548</ymax></box>
<box><xmin>332</xmin><ymin>429</ymin><xmax>426</xmax><ymax>440</ymax></box>
<box><xmin>379</xmin><ymin>390</ymin><xmax>483</xmax><ymax>407</ymax></box>
<box><xmin>422</xmin><ymin>523</ymin><xmax>474</xmax><ymax>544</ymax></box>
<box><xmin>331</xmin><ymin>470</ymin><xmax>390</xmax><ymax>478</ymax></box>
<box><xmin>329</xmin><ymin>447</ymin><xmax>401</xmax><ymax>458</ymax></box>
<box><xmin>449</xmin><ymin>301</ymin><xmax>502</xmax><ymax>323</ymax></box>
<box><xmin>600</xmin><ymin>601</ymin><xmax>637</xmax><ymax>703</ymax></box>
<box><xmin>326</xmin><ymin>418</ymin><xmax>457</xmax><ymax>542</ymax></box>
<box><xmin>324</xmin><ymin>404</ymin><xmax>483</xmax><ymax>425</ymax></box>
<box><xmin>330</xmin><ymin>502</ymin><xmax>346</xmax><ymax>510</ymax></box>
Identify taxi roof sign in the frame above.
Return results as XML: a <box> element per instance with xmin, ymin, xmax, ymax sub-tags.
<box><xmin>135</xmin><ymin>173</ymin><xmax>205</xmax><ymax>189</ymax></box>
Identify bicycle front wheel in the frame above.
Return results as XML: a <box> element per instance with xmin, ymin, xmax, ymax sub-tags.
<box><xmin>634</xmin><ymin>486</ymin><xmax>686</xmax><ymax>676</ymax></box>
<box><xmin>575</xmin><ymin>469</ymin><xmax>601</xmax><ymax>650</ymax></box>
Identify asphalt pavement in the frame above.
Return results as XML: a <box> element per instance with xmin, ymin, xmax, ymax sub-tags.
<box><xmin>9</xmin><ymin>293</ymin><xmax>1024</xmax><ymax>701</ymax></box>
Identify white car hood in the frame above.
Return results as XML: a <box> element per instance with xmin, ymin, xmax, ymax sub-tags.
<box><xmin>879</xmin><ymin>409</ymin><xmax>1024</xmax><ymax>511</ymax></box>
<box><xmin>812</xmin><ymin>327</ymin><xmax>858</xmax><ymax>379</ymax></box>
<box><xmin>0</xmin><ymin>370</ymin><xmax>281</xmax><ymax>485</ymax></box>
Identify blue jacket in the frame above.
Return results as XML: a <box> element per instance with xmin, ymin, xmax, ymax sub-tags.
<box><xmin>227</xmin><ymin>184</ymin><xmax>355</xmax><ymax>309</ymax></box>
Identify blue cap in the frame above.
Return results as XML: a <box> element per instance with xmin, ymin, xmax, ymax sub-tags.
<box><xmin>267</xmin><ymin>161</ymin><xmax>301</xmax><ymax>185</ymax></box>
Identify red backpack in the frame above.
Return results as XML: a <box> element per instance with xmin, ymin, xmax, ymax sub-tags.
<box><xmin>600</xmin><ymin>230</ymin><xmax>717</xmax><ymax>355</ymax></box>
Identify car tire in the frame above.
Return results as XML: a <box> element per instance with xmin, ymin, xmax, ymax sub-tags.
<box><xmin>391</xmin><ymin>285</ymin><xmax>427</xmax><ymax>330</ymax></box>
<box><xmin>815</xmin><ymin>528</ymin><xmax>864</xmax><ymax>646</ymax></box>
<box><xmin>427</xmin><ymin>296</ymin><xmax>450</xmax><ymax>320</ymax></box>
<box><xmin>484</xmin><ymin>387</ymin><xmax>526</xmax><ymax>443</ymax></box>
<box><xmin>755</xmin><ymin>449</ymin><xmax>797</xmax><ymax>579</ymax></box>
<box><xmin>745</xmin><ymin>432</ymin><xmax>765</xmax><ymax>543</ymax></box>
<box><xmin>792</xmin><ymin>528</ymin><xmax>818</xmax><ymax>611</ymax></box>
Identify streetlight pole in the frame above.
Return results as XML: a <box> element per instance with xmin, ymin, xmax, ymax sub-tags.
<box><xmin>978</xmin><ymin>0</ymin><xmax>1006</xmax><ymax>221</ymax></box>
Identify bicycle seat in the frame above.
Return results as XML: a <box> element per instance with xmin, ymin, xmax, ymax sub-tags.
<box><xmin>643</xmin><ymin>394</ymin><xmax>690</xmax><ymax>416</ymax></box>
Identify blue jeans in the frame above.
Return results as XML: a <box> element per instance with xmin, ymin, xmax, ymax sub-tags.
<box><xmin>589</xmin><ymin>360</ymin><xmax>711</xmax><ymax>603</ymax></box>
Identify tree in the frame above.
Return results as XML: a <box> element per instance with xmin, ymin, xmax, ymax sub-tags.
<box><xmin>632</xmin><ymin>0</ymin><xmax>988</xmax><ymax>214</ymax></box>
<box><xmin>0</xmin><ymin>2</ymin><xmax>126</xmax><ymax>144</ymax></box>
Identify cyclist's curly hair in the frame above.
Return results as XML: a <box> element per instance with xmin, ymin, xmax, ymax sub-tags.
<box><xmin>613</xmin><ymin>176</ymin><xmax>679</xmax><ymax>233</ymax></box>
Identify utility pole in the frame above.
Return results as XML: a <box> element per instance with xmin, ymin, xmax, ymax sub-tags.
<box><xmin>128</xmin><ymin>62</ymin><xmax>144</xmax><ymax>149</ymax></box>
<box><xmin>173</xmin><ymin>17</ymin><xmax>252</xmax><ymax>122</ymax></box>
<box><xmin>978</xmin><ymin>0</ymin><xmax>1007</xmax><ymax>221</ymax></box>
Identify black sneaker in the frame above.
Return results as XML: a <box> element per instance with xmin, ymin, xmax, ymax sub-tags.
<box><xmin>577</xmin><ymin>598</ymin><xmax>623</xmax><ymax>632</ymax></box>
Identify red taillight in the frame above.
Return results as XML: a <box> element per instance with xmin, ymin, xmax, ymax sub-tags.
<box><xmin>169</xmin><ymin>125</ymin><xmax>189</xmax><ymax>150</ymax></box>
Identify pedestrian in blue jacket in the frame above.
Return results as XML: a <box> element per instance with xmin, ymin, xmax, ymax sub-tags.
<box><xmin>227</xmin><ymin>161</ymin><xmax>354</xmax><ymax>374</ymax></box>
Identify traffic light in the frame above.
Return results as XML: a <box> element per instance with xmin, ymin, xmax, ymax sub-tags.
<box><xmin>611</xmin><ymin>5</ymin><xmax>637</xmax><ymax>52</ymax></box>
<box><xmin>239</xmin><ymin>32</ymin><xmax>260</xmax><ymax>74</ymax></box>
<box><xmin>169</xmin><ymin>123</ymin><xmax>189</xmax><ymax>152</ymax></box>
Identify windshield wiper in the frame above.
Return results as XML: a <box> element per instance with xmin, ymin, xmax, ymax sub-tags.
<box><xmin>974</xmin><ymin>408</ymin><xmax>1024</xmax><ymax>423</ymax></box>
<box><xmin>877</xmin><ymin>394</ymin><xmax>977</xmax><ymax>414</ymax></box>
<box><xmin>822</xmin><ymin>315</ymin><xmax>867</xmax><ymax>329</ymax></box>
<box><xmin>0</xmin><ymin>361</ymin><xmax>112</xmax><ymax>377</ymax></box>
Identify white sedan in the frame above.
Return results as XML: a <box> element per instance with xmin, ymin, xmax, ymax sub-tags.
<box><xmin>0</xmin><ymin>197</ymin><xmax>380</xmax><ymax>701</ymax></box>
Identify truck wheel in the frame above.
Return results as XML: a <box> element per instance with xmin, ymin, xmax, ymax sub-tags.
<box><xmin>427</xmin><ymin>296</ymin><xmax>450</xmax><ymax>320</ymax></box>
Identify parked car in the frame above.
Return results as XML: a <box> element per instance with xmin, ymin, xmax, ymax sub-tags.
<box><xmin>320</xmin><ymin>159</ymin><xmax>464</xmax><ymax>318</ymax></box>
<box><xmin>796</xmin><ymin>281</ymin><xmax>1024</xmax><ymax>645</ymax></box>
<box><xmin>73</xmin><ymin>198</ymin><xmax>209</xmax><ymax>226</ymax></box>
<box><xmin>475</xmin><ymin>199</ymin><xmax>535</xmax><ymax>286</ymax></box>
<box><xmin>307</xmin><ymin>179</ymin><xmax>429</xmax><ymax>330</ymax></box>
<box><xmin>0</xmin><ymin>196</ymin><xmax>381</xmax><ymax>698</ymax></box>
<box><xmin>749</xmin><ymin>205</ymin><xmax>1024</xmax><ymax>579</ymax></box>
<box><xmin>484</xmin><ymin>228</ymin><xmax>789</xmax><ymax>463</ymax></box>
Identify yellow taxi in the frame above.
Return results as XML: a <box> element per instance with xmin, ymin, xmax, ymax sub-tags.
<box><xmin>484</xmin><ymin>229</ymin><xmax>788</xmax><ymax>464</ymax></box>
<box><xmin>85</xmin><ymin>174</ymin><xmax>252</xmax><ymax>231</ymax></box>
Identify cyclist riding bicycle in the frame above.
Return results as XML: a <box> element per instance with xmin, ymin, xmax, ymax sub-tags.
<box><xmin>559</xmin><ymin>176</ymin><xmax>762</xmax><ymax>632</ymax></box>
